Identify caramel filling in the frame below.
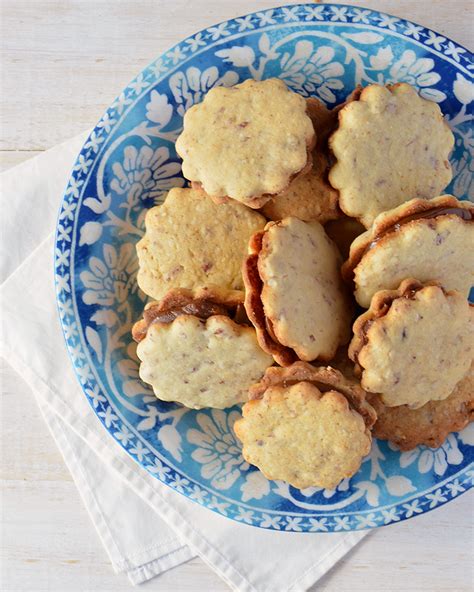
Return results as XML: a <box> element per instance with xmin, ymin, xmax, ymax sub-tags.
<box><xmin>135</xmin><ymin>300</ymin><xmax>248</xmax><ymax>342</ymax></box>
<box><xmin>258</xmin><ymin>375</ymin><xmax>374</xmax><ymax>428</ymax></box>
<box><xmin>348</xmin><ymin>205</ymin><xmax>473</xmax><ymax>279</ymax></box>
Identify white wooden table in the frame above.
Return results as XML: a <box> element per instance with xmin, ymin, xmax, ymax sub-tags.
<box><xmin>1</xmin><ymin>1</ymin><xmax>473</xmax><ymax>591</ymax></box>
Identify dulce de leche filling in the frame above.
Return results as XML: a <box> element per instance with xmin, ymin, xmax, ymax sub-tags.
<box><xmin>133</xmin><ymin>298</ymin><xmax>248</xmax><ymax>342</ymax></box>
<box><xmin>348</xmin><ymin>204</ymin><xmax>473</xmax><ymax>280</ymax></box>
<box><xmin>250</xmin><ymin>363</ymin><xmax>376</xmax><ymax>429</ymax></box>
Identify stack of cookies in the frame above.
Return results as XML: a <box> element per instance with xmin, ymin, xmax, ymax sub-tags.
<box><xmin>132</xmin><ymin>77</ymin><xmax>473</xmax><ymax>490</ymax></box>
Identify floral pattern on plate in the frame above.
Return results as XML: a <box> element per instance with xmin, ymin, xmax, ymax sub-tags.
<box><xmin>55</xmin><ymin>3</ymin><xmax>473</xmax><ymax>531</ymax></box>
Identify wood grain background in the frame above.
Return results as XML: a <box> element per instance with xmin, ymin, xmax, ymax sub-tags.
<box><xmin>1</xmin><ymin>1</ymin><xmax>473</xmax><ymax>591</ymax></box>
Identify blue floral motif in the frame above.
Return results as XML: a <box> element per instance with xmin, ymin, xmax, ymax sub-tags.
<box><xmin>55</xmin><ymin>4</ymin><xmax>473</xmax><ymax>532</ymax></box>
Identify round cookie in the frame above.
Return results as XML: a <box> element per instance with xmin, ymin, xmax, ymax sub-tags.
<box><xmin>136</xmin><ymin>187</ymin><xmax>265</xmax><ymax>300</ymax></box>
<box><xmin>349</xmin><ymin>279</ymin><xmax>474</xmax><ymax>408</ymax></box>
<box><xmin>368</xmin><ymin>363</ymin><xmax>474</xmax><ymax>451</ymax></box>
<box><xmin>342</xmin><ymin>195</ymin><xmax>474</xmax><ymax>308</ymax></box>
<box><xmin>175</xmin><ymin>78</ymin><xmax>315</xmax><ymax>208</ymax></box>
<box><xmin>243</xmin><ymin>217</ymin><xmax>352</xmax><ymax>366</ymax></box>
<box><xmin>261</xmin><ymin>98</ymin><xmax>340</xmax><ymax>223</ymax></box>
<box><xmin>235</xmin><ymin>363</ymin><xmax>374</xmax><ymax>490</ymax></box>
<box><xmin>134</xmin><ymin>287</ymin><xmax>273</xmax><ymax>409</ymax></box>
<box><xmin>329</xmin><ymin>83</ymin><xmax>454</xmax><ymax>227</ymax></box>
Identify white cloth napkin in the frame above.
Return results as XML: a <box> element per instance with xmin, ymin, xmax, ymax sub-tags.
<box><xmin>0</xmin><ymin>135</ymin><xmax>367</xmax><ymax>591</ymax></box>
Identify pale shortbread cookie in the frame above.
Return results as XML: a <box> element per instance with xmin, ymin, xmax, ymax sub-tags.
<box><xmin>349</xmin><ymin>280</ymin><xmax>474</xmax><ymax>409</ymax></box>
<box><xmin>136</xmin><ymin>187</ymin><xmax>265</xmax><ymax>300</ymax></box>
<box><xmin>136</xmin><ymin>314</ymin><xmax>273</xmax><ymax>409</ymax></box>
<box><xmin>256</xmin><ymin>218</ymin><xmax>352</xmax><ymax>363</ymax></box>
<box><xmin>175</xmin><ymin>78</ymin><xmax>315</xmax><ymax>207</ymax></box>
<box><xmin>342</xmin><ymin>195</ymin><xmax>474</xmax><ymax>307</ymax></box>
<box><xmin>329</xmin><ymin>83</ymin><xmax>454</xmax><ymax>227</ymax></box>
<box><xmin>368</xmin><ymin>363</ymin><xmax>474</xmax><ymax>451</ymax></box>
<box><xmin>234</xmin><ymin>380</ymin><xmax>372</xmax><ymax>490</ymax></box>
<box><xmin>261</xmin><ymin>98</ymin><xmax>340</xmax><ymax>223</ymax></box>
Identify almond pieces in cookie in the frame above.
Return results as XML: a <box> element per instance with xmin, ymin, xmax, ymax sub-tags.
<box><xmin>350</xmin><ymin>279</ymin><xmax>474</xmax><ymax>409</ymax></box>
<box><xmin>136</xmin><ymin>187</ymin><xmax>266</xmax><ymax>300</ymax></box>
<box><xmin>243</xmin><ymin>217</ymin><xmax>352</xmax><ymax>366</ymax></box>
<box><xmin>235</xmin><ymin>363</ymin><xmax>375</xmax><ymax>490</ymax></box>
<box><xmin>342</xmin><ymin>195</ymin><xmax>474</xmax><ymax>308</ymax></box>
<box><xmin>176</xmin><ymin>78</ymin><xmax>315</xmax><ymax>208</ymax></box>
<box><xmin>329</xmin><ymin>83</ymin><xmax>454</xmax><ymax>227</ymax></box>
<box><xmin>133</xmin><ymin>287</ymin><xmax>273</xmax><ymax>409</ymax></box>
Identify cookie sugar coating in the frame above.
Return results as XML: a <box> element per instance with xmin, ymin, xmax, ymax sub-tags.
<box><xmin>176</xmin><ymin>78</ymin><xmax>315</xmax><ymax>206</ymax></box>
<box><xmin>137</xmin><ymin>315</ymin><xmax>273</xmax><ymax>409</ymax></box>
<box><xmin>136</xmin><ymin>187</ymin><xmax>265</xmax><ymax>300</ymax></box>
<box><xmin>234</xmin><ymin>382</ymin><xmax>372</xmax><ymax>490</ymax></box>
<box><xmin>344</xmin><ymin>195</ymin><xmax>474</xmax><ymax>308</ymax></box>
<box><xmin>329</xmin><ymin>83</ymin><xmax>454</xmax><ymax>227</ymax></box>
<box><xmin>259</xmin><ymin>218</ymin><xmax>352</xmax><ymax>362</ymax></box>
<box><xmin>368</xmin><ymin>364</ymin><xmax>474</xmax><ymax>451</ymax></box>
<box><xmin>350</xmin><ymin>282</ymin><xmax>474</xmax><ymax>408</ymax></box>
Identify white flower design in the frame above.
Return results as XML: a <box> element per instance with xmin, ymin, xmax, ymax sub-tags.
<box><xmin>453</xmin><ymin>73</ymin><xmax>474</xmax><ymax>105</ymax></box>
<box><xmin>389</xmin><ymin>50</ymin><xmax>447</xmax><ymax>102</ymax></box>
<box><xmin>444</xmin><ymin>41</ymin><xmax>466</xmax><ymax>63</ymax></box>
<box><xmin>80</xmin><ymin>243</ymin><xmax>139</xmax><ymax>306</ymax></box>
<box><xmin>240</xmin><ymin>470</ymin><xmax>270</xmax><ymax>502</ymax></box>
<box><xmin>399</xmin><ymin>434</ymin><xmax>463</xmax><ymax>477</ymax></box>
<box><xmin>187</xmin><ymin>410</ymin><xmax>249</xmax><ymax>490</ymax></box>
<box><xmin>451</xmin><ymin>148</ymin><xmax>474</xmax><ymax>199</ymax></box>
<box><xmin>425</xmin><ymin>31</ymin><xmax>446</xmax><ymax>51</ymax></box>
<box><xmin>458</xmin><ymin>423</ymin><xmax>474</xmax><ymax>446</ymax></box>
<box><xmin>330</xmin><ymin>6</ymin><xmax>348</xmax><ymax>22</ymax></box>
<box><xmin>403</xmin><ymin>22</ymin><xmax>423</xmax><ymax>40</ymax></box>
<box><xmin>280</xmin><ymin>41</ymin><xmax>344</xmax><ymax>102</ymax></box>
<box><xmin>145</xmin><ymin>90</ymin><xmax>173</xmax><ymax>128</ymax></box>
<box><xmin>110</xmin><ymin>145</ymin><xmax>183</xmax><ymax>207</ymax></box>
<box><xmin>351</xmin><ymin>8</ymin><xmax>371</xmax><ymax>24</ymax></box>
<box><xmin>377</xmin><ymin>15</ymin><xmax>399</xmax><ymax>31</ymax></box>
<box><xmin>169</xmin><ymin>66</ymin><xmax>238</xmax><ymax>117</ymax></box>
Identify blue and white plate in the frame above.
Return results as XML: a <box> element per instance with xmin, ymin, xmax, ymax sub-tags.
<box><xmin>55</xmin><ymin>4</ymin><xmax>473</xmax><ymax>532</ymax></box>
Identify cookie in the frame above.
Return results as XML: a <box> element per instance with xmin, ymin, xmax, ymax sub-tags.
<box><xmin>235</xmin><ymin>363</ymin><xmax>374</xmax><ymax>489</ymax></box>
<box><xmin>342</xmin><ymin>195</ymin><xmax>474</xmax><ymax>307</ymax></box>
<box><xmin>136</xmin><ymin>187</ymin><xmax>265</xmax><ymax>300</ymax></box>
<box><xmin>329</xmin><ymin>83</ymin><xmax>454</xmax><ymax>227</ymax></box>
<box><xmin>349</xmin><ymin>279</ymin><xmax>474</xmax><ymax>408</ymax></box>
<box><xmin>368</xmin><ymin>363</ymin><xmax>474</xmax><ymax>451</ymax></box>
<box><xmin>133</xmin><ymin>287</ymin><xmax>273</xmax><ymax>409</ymax></box>
<box><xmin>243</xmin><ymin>217</ymin><xmax>352</xmax><ymax>366</ymax></box>
<box><xmin>175</xmin><ymin>78</ymin><xmax>315</xmax><ymax>208</ymax></box>
<box><xmin>261</xmin><ymin>98</ymin><xmax>340</xmax><ymax>223</ymax></box>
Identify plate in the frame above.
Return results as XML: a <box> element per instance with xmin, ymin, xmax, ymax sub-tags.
<box><xmin>55</xmin><ymin>3</ymin><xmax>473</xmax><ymax>532</ymax></box>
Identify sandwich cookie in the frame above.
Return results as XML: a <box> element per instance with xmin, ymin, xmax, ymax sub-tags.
<box><xmin>368</xmin><ymin>364</ymin><xmax>473</xmax><ymax>451</ymax></box>
<box><xmin>234</xmin><ymin>362</ymin><xmax>376</xmax><ymax>490</ymax></box>
<box><xmin>349</xmin><ymin>279</ymin><xmax>474</xmax><ymax>408</ymax></box>
<box><xmin>342</xmin><ymin>195</ymin><xmax>474</xmax><ymax>308</ymax></box>
<box><xmin>261</xmin><ymin>97</ymin><xmax>340</xmax><ymax>223</ymax></box>
<box><xmin>243</xmin><ymin>217</ymin><xmax>352</xmax><ymax>366</ymax></box>
<box><xmin>136</xmin><ymin>187</ymin><xmax>265</xmax><ymax>300</ymax></box>
<box><xmin>329</xmin><ymin>83</ymin><xmax>454</xmax><ymax>227</ymax></box>
<box><xmin>133</xmin><ymin>287</ymin><xmax>273</xmax><ymax>409</ymax></box>
<box><xmin>175</xmin><ymin>78</ymin><xmax>315</xmax><ymax>208</ymax></box>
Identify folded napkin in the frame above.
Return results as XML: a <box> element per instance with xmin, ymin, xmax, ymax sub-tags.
<box><xmin>0</xmin><ymin>135</ymin><xmax>367</xmax><ymax>590</ymax></box>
